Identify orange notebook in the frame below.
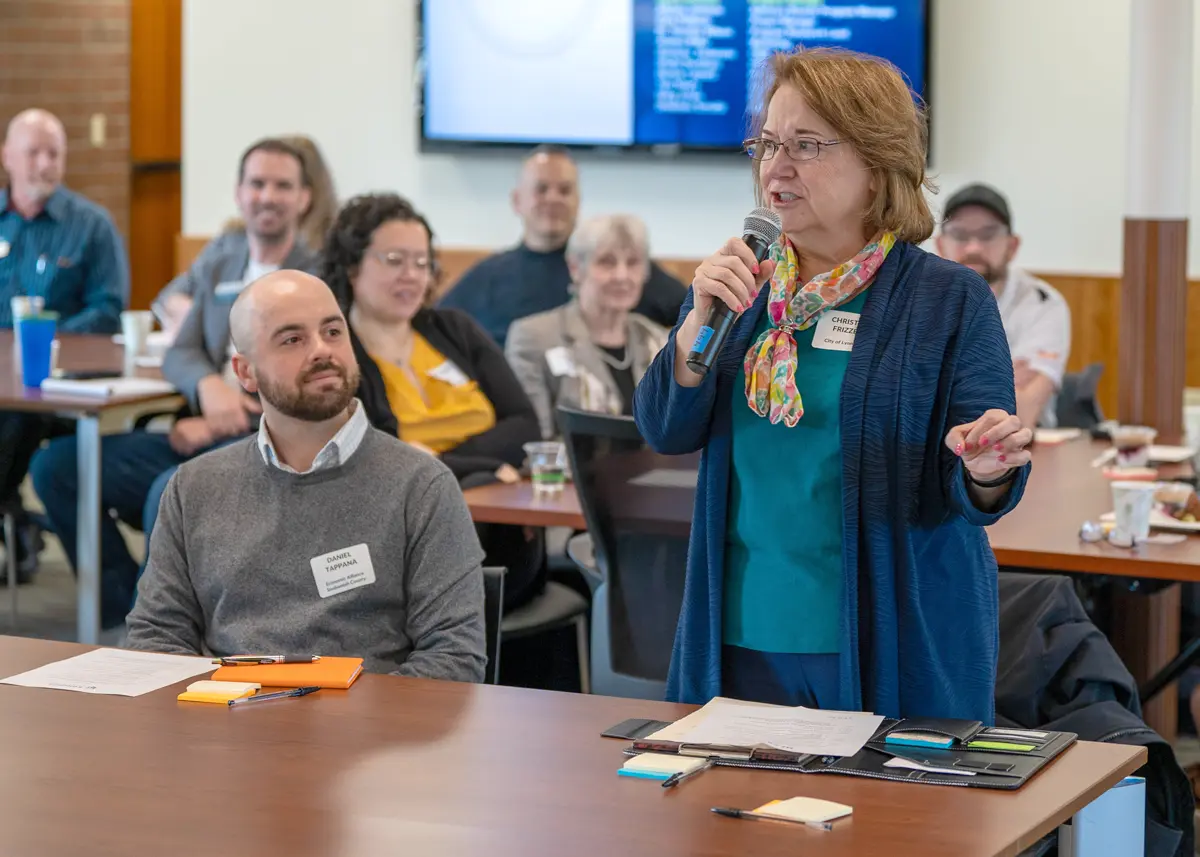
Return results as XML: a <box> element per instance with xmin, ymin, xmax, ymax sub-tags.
<box><xmin>211</xmin><ymin>657</ymin><xmax>364</xmax><ymax>689</ymax></box>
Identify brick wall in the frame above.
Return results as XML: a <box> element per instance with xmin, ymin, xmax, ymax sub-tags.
<box><xmin>0</xmin><ymin>0</ymin><xmax>131</xmax><ymax>239</ymax></box>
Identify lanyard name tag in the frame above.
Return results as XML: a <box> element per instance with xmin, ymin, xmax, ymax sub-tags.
<box><xmin>214</xmin><ymin>280</ymin><xmax>245</xmax><ymax>298</ymax></box>
<box><xmin>812</xmin><ymin>310</ymin><xmax>860</xmax><ymax>352</ymax></box>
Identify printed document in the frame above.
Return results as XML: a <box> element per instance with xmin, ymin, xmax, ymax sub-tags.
<box><xmin>665</xmin><ymin>697</ymin><xmax>884</xmax><ymax>758</ymax></box>
<box><xmin>1</xmin><ymin>648</ymin><xmax>214</xmax><ymax>696</ymax></box>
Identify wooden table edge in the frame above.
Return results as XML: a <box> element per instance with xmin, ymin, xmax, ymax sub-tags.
<box><xmin>1004</xmin><ymin>742</ymin><xmax>1148</xmax><ymax>857</ymax></box>
<box><xmin>466</xmin><ymin>504</ymin><xmax>586</xmax><ymax>529</ymax></box>
<box><xmin>992</xmin><ymin>546</ymin><xmax>1200</xmax><ymax>582</ymax></box>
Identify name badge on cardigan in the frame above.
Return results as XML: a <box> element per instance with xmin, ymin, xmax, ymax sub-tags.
<box><xmin>428</xmin><ymin>360</ymin><xmax>470</xmax><ymax>387</ymax></box>
<box><xmin>812</xmin><ymin>310</ymin><xmax>861</xmax><ymax>351</ymax></box>
<box><xmin>310</xmin><ymin>544</ymin><xmax>376</xmax><ymax>598</ymax></box>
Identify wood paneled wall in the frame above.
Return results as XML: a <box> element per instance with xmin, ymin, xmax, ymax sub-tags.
<box><xmin>176</xmin><ymin>236</ymin><xmax>1193</xmax><ymax>417</ymax></box>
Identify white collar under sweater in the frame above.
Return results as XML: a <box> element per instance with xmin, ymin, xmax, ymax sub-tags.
<box><xmin>256</xmin><ymin>398</ymin><xmax>370</xmax><ymax>475</ymax></box>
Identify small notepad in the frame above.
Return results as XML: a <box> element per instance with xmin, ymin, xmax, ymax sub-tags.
<box><xmin>619</xmin><ymin>754</ymin><xmax>707</xmax><ymax>781</ymax></box>
<box><xmin>751</xmin><ymin>797</ymin><xmax>853</xmax><ymax>824</ymax></box>
<box><xmin>176</xmin><ymin>679</ymin><xmax>260</xmax><ymax>704</ymax></box>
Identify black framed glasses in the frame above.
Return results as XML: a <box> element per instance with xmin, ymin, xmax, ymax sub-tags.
<box><xmin>742</xmin><ymin>136</ymin><xmax>845</xmax><ymax>162</ymax></box>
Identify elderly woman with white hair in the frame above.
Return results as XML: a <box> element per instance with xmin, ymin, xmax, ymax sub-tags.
<box><xmin>505</xmin><ymin>214</ymin><xmax>669</xmax><ymax>439</ymax></box>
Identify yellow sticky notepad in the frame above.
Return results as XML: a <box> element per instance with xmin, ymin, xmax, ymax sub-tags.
<box><xmin>177</xmin><ymin>679</ymin><xmax>260</xmax><ymax>704</ymax></box>
<box><xmin>620</xmin><ymin>754</ymin><xmax>707</xmax><ymax>780</ymax></box>
<box><xmin>752</xmin><ymin>797</ymin><xmax>853</xmax><ymax>824</ymax></box>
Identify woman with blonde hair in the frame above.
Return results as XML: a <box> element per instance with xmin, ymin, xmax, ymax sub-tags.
<box><xmin>635</xmin><ymin>48</ymin><xmax>1031</xmax><ymax>720</ymax></box>
<box><xmin>506</xmin><ymin>214</ymin><xmax>668</xmax><ymax>438</ymax></box>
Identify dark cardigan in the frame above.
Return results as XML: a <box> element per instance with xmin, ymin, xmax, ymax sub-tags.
<box><xmin>351</xmin><ymin>307</ymin><xmax>541</xmax><ymax>481</ymax></box>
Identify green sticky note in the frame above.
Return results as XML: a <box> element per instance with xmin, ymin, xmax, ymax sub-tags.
<box><xmin>968</xmin><ymin>740</ymin><xmax>1036</xmax><ymax>752</ymax></box>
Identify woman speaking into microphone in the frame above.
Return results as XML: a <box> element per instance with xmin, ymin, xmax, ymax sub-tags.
<box><xmin>634</xmin><ymin>47</ymin><xmax>1031</xmax><ymax>722</ymax></box>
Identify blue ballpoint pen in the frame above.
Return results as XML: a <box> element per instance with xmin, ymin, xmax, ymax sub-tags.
<box><xmin>227</xmin><ymin>686</ymin><xmax>321</xmax><ymax>707</ymax></box>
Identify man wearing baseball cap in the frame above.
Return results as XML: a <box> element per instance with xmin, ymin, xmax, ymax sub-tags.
<box><xmin>936</xmin><ymin>183</ymin><xmax>1071</xmax><ymax>429</ymax></box>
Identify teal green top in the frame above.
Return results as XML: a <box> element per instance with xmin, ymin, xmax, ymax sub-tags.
<box><xmin>722</xmin><ymin>288</ymin><xmax>869</xmax><ymax>654</ymax></box>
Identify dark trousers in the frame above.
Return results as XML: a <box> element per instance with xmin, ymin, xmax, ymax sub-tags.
<box><xmin>0</xmin><ymin>411</ymin><xmax>69</xmax><ymax>510</ymax></box>
<box><xmin>30</xmin><ymin>430</ymin><xmax>220</xmax><ymax>629</ymax></box>
<box><xmin>721</xmin><ymin>646</ymin><xmax>842</xmax><ymax>708</ymax></box>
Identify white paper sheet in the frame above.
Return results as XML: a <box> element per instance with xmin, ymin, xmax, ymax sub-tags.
<box><xmin>40</xmin><ymin>377</ymin><xmax>176</xmax><ymax>400</ymax></box>
<box><xmin>0</xmin><ymin>648</ymin><xmax>214</xmax><ymax>696</ymax></box>
<box><xmin>672</xmin><ymin>698</ymin><xmax>885</xmax><ymax>758</ymax></box>
<box><xmin>627</xmin><ymin>469</ymin><xmax>699</xmax><ymax>489</ymax></box>
<box><xmin>884</xmin><ymin>757</ymin><xmax>975</xmax><ymax>777</ymax></box>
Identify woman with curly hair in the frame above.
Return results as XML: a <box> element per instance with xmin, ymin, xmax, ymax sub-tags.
<box><xmin>319</xmin><ymin>193</ymin><xmax>545</xmax><ymax>609</ymax></box>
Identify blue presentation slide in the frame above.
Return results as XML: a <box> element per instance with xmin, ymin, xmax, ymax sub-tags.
<box><xmin>422</xmin><ymin>0</ymin><xmax>927</xmax><ymax>149</ymax></box>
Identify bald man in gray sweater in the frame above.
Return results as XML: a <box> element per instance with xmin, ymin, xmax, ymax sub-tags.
<box><xmin>125</xmin><ymin>271</ymin><xmax>486</xmax><ymax>682</ymax></box>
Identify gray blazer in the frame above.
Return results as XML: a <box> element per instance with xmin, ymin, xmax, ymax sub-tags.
<box><xmin>505</xmin><ymin>300</ymin><xmax>668</xmax><ymax>439</ymax></box>
<box><xmin>160</xmin><ymin>230</ymin><xmax>319</xmax><ymax>410</ymax></box>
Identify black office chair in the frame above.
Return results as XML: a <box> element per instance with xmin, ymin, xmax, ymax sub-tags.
<box><xmin>481</xmin><ymin>567</ymin><xmax>505</xmax><ymax>685</ymax></box>
<box><xmin>1054</xmin><ymin>363</ymin><xmax>1105</xmax><ymax>429</ymax></box>
<box><xmin>558</xmin><ymin>407</ymin><xmax>694</xmax><ymax>700</ymax></box>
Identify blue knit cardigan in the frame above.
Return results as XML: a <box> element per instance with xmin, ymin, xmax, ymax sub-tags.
<box><xmin>633</xmin><ymin>243</ymin><xmax>1030</xmax><ymax>722</ymax></box>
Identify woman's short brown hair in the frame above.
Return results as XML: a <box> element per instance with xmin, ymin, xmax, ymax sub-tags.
<box><xmin>749</xmin><ymin>47</ymin><xmax>935</xmax><ymax>244</ymax></box>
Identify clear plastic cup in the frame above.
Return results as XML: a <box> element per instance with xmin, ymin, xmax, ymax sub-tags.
<box><xmin>10</xmin><ymin>295</ymin><xmax>45</xmax><ymax>377</ymax></box>
<box><xmin>524</xmin><ymin>441</ymin><xmax>566</xmax><ymax>496</ymax></box>
<box><xmin>1111</xmin><ymin>481</ymin><xmax>1157</xmax><ymax>544</ymax></box>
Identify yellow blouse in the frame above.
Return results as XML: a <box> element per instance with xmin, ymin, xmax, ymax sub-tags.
<box><xmin>373</xmin><ymin>334</ymin><xmax>496</xmax><ymax>453</ymax></box>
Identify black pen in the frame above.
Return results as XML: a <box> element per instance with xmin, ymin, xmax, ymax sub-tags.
<box><xmin>711</xmin><ymin>807</ymin><xmax>834</xmax><ymax>831</ymax></box>
<box><xmin>227</xmin><ymin>686</ymin><xmax>321</xmax><ymax>707</ymax></box>
<box><xmin>213</xmin><ymin>655</ymin><xmax>321</xmax><ymax>665</ymax></box>
<box><xmin>662</xmin><ymin>758</ymin><xmax>715</xmax><ymax>789</ymax></box>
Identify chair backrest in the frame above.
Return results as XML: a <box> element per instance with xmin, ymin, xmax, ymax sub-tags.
<box><xmin>1055</xmin><ymin>363</ymin><xmax>1105</xmax><ymax>429</ymax></box>
<box><xmin>557</xmin><ymin>407</ymin><xmax>694</xmax><ymax>699</ymax></box>
<box><xmin>481</xmin><ymin>566</ymin><xmax>506</xmax><ymax>685</ymax></box>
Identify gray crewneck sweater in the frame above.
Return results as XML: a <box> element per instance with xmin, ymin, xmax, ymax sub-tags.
<box><xmin>125</xmin><ymin>429</ymin><xmax>486</xmax><ymax>682</ymax></box>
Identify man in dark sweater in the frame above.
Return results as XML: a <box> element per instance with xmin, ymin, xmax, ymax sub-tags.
<box><xmin>126</xmin><ymin>270</ymin><xmax>486</xmax><ymax>681</ymax></box>
<box><xmin>438</xmin><ymin>145</ymin><xmax>686</xmax><ymax>348</ymax></box>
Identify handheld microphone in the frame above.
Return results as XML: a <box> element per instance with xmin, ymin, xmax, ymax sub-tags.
<box><xmin>685</xmin><ymin>208</ymin><xmax>783</xmax><ymax>377</ymax></box>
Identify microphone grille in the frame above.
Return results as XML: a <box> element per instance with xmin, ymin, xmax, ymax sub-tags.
<box><xmin>743</xmin><ymin>207</ymin><xmax>783</xmax><ymax>245</ymax></box>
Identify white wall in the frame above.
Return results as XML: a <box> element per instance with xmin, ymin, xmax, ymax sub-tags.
<box><xmin>183</xmin><ymin>0</ymin><xmax>1200</xmax><ymax>274</ymax></box>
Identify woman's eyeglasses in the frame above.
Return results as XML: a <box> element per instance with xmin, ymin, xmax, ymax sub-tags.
<box><xmin>368</xmin><ymin>250</ymin><xmax>431</xmax><ymax>272</ymax></box>
<box><xmin>742</xmin><ymin>136</ymin><xmax>845</xmax><ymax>162</ymax></box>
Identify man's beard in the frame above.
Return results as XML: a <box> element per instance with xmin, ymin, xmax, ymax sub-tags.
<box><xmin>24</xmin><ymin>178</ymin><xmax>58</xmax><ymax>203</ymax></box>
<box><xmin>257</xmin><ymin>360</ymin><xmax>360</xmax><ymax>422</ymax></box>
<box><xmin>962</xmin><ymin>257</ymin><xmax>1006</xmax><ymax>287</ymax></box>
<box><xmin>249</xmin><ymin>206</ymin><xmax>290</xmax><ymax>244</ymax></box>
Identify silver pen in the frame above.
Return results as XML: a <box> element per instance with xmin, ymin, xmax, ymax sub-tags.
<box><xmin>227</xmin><ymin>686</ymin><xmax>321</xmax><ymax>707</ymax></box>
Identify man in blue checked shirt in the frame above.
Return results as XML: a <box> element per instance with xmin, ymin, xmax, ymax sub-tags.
<box><xmin>0</xmin><ymin>108</ymin><xmax>129</xmax><ymax>580</ymax></box>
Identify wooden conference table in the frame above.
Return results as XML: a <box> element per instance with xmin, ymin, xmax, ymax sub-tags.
<box><xmin>466</xmin><ymin>437</ymin><xmax>1200</xmax><ymax>575</ymax></box>
<box><xmin>0</xmin><ymin>332</ymin><xmax>183</xmax><ymax>643</ymax></box>
<box><xmin>463</xmin><ymin>436</ymin><xmax>1200</xmax><ymax>736</ymax></box>
<box><xmin>0</xmin><ymin>636</ymin><xmax>1145</xmax><ymax>857</ymax></box>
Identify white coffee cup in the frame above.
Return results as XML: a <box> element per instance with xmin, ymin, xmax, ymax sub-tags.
<box><xmin>120</xmin><ymin>310</ymin><xmax>155</xmax><ymax>358</ymax></box>
<box><xmin>1110</xmin><ymin>481</ymin><xmax>1157</xmax><ymax>544</ymax></box>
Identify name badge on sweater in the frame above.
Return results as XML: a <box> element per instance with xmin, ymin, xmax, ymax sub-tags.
<box><xmin>214</xmin><ymin>280</ymin><xmax>245</xmax><ymax>299</ymax></box>
<box><xmin>812</xmin><ymin>310</ymin><xmax>860</xmax><ymax>352</ymax></box>
<box><xmin>310</xmin><ymin>543</ymin><xmax>376</xmax><ymax>598</ymax></box>
<box><xmin>428</xmin><ymin>360</ymin><xmax>470</xmax><ymax>387</ymax></box>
